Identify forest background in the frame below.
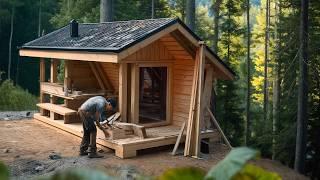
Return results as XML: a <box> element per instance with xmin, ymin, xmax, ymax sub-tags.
<box><xmin>0</xmin><ymin>0</ymin><xmax>318</xmax><ymax>178</ymax></box>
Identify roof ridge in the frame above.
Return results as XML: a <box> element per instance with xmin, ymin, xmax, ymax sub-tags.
<box><xmin>80</xmin><ymin>17</ymin><xmax>177</xmax><ymax>25</ymax></box>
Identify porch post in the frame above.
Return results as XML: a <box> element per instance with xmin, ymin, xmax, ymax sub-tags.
<box><xmin>119</xmin><ymin>63</ymin><xmax>128</xmax><ymax>122</ymax></box>
<box><xmin>39</xmin><ymin>58</ymin><xmax>45</xmax><ymax>115</ymax></box>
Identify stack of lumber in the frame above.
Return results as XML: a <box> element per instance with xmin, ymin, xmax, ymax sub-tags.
<box><xmin>172</xmin><ymin>42</ymin><xmax>232</xmax><ymax>157</ymax></box>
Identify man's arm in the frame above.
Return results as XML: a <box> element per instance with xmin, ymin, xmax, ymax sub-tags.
<box><xmin>95</xmin><ymin>111</ymin><xmax>110</xmax><ymax>138</ymax></box>
<box><xmin>95</xmin><ymin>111</ymin><xmax>105</xmax><ymax>130</ymax></box>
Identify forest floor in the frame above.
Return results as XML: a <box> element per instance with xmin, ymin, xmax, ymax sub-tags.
<box><xmin>0</xmin><ymin>119</ymin><xmax>307</xmax><ymax>180</ymax></box>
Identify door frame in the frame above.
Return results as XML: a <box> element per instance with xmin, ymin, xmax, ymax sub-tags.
<box><xmin>129</xmin><ymin>62</ymin><xmax>172</xmax><ymax>127</ymax></box>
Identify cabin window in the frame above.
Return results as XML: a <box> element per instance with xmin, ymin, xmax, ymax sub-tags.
<box><xmin>138</xmin><ymin>67</ymin><xmax>167</xmax><ymax>123</ymax></box>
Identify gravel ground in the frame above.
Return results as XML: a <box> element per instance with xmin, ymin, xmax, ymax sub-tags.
<box><xmin>0</xmin><ymin>119</ymin><xmax>308</xmax><ymax>180</ymax></box>
<box><xmin>0</xmin><ymin>111</ymin><xmax>37</xmax><ymax>120</ymax></box>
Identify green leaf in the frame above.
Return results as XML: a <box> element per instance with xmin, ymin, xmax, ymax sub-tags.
<box><xmin>205</xmin><ymin>147</ymin><xmax>259</xmax><ymax>180</ymax></box>
<box><xmin>0</xmin><ymin>161</ymin><xmax>9</xmax><ymax>180</ymax></box>
<box><xmin>232</xmin><ymin>164</ymin><xmax>282</xmax><ymax>180</ymax></box>
<box><xmin>158</xmin><ymin>167</ymin><xmax>206</xmax><ymax>180</ymax></box>
<box><xmin>39</xmin><ymin>168</ymin><xmax>114</xmax><ymax>180</ymax></box>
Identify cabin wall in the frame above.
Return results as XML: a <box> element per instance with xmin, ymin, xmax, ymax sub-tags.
<box><xmin>124</xmin><ymin>40</ymin><xmax>173</xmax><ymax>62</ymax></box>
<box><xmin>123</xmin><ymin>39</ymin><xmax>195</xmax><ymax>127</ymax></box>
<box><xmin>68</xmin><ymin>60</ymin><xmax>100</xmax><ymax>90</ymax></box>
<box><xmin>101</xmin><ymin>63</ymin><xmax>119</xmax><ymax>92</ymax></box>
<box><xmin>172</xmin><ymin>58</ymin><xmax>195</xmax><ymax>126</ymax></box>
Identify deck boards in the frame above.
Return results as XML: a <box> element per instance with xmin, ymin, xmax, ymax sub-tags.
<box><xmin>34</xmin><ymin>113</ymin><xmax>219</xmax><ymax>158</ymax></box>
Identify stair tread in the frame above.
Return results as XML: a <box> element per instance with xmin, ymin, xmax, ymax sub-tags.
<box><xmin>37</xmin><ymin>103</ymin><xmax>77</xmax><ymax>115</ymax></box>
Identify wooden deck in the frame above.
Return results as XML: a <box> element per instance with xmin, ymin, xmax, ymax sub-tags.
<box><xmin>34</xmin><ymin>113</ymin><xmax>220</xmax><ymax>158</ymax></box>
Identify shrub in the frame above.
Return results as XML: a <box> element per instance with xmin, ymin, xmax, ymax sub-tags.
<box><xmin>0</xmin><ymin>80</ymin><xmax>37</xmax><ymax>111</ymax></box>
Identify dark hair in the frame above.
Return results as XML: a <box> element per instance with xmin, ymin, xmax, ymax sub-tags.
<box><xmin>106</xmin><ymin>98</ymin><xmax>117</xmax><ymax>109</ymax></box>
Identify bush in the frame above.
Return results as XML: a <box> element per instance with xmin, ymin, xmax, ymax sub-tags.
<box><xmin>0</xmin><ymin>80</ymin><xmax>37</xmax><ymax>111</ymax></box>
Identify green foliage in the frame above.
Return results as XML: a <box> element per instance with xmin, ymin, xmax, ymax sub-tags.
<box><xmin>39</xmin><ymin>168</ymin><xmax>114</xmax><ymax>180</ymax></box>
<box><xmin>51</xmin><ymin>0</ymin><xmax>99</xmax><ymax>27</ymax></box>
<box><xmin>0</xmin><ymin>161</ymin><xmax>9</xmax><ymax>180</ymax></box>
<box><xmin>0</xmin><ymin>80</ymin><xmax>37</xmax><ymax>111</ymax></box>
<box><xmin>158</xmin><ymin>167</ymin><xmax>206</xmax><ymax>180</ymax></box>
<box><xmin>233</xmin><ymin>164</ymin><xmax>281</xmax><ymax>180</ymax></box>
<box><xmin>205</xmin><ymin>147</ymin><xmax>258</xmax><ymax>180</ymax></box>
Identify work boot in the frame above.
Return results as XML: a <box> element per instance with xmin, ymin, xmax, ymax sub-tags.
<box><xmin>88</xmin><ymin>131</ymin><xmax>103</xmax><ymax>158</ymax></box>
<box><xmin>79</xmin><ymin>150</ymin><xmax>88</xmax><ymax>156</ymax></box>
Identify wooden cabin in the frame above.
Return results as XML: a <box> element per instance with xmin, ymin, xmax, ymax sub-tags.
<box><xmin>19</xmin><ymin>18</ymin><xmax>235</xmax><ymax>158</ymax></box>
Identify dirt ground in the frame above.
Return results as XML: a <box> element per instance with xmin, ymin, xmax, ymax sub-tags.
<box><xmin>0</xmin><ymin>119</ymin><xmax>307</xmax><ymax>180</ymax></box>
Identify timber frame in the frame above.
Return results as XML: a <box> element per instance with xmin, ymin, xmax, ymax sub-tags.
<box><xmin>19</xmin><ymin>18</ymin><xmax>234</xmax><ymax>158</ymax></box>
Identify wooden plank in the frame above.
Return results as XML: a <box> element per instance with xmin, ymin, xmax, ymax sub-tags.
<box><xmin>119</xmin><ymin>63</ymin><xmax>128</xmax><ymax>122</ymax></box>
<box><xmin>89</xmin><ymin>62</ymin><xmax>106</xmax><ymax>90</ymax></box>
<box><xmin>202</xmin><ymin>66</ymin><xmax>214</xmax><ymax>130</ymax></box>
<box><xmin>194</xmin><ymin>43</ymin><xmax>206</xmax><ymax>157</ymax></box>
<box><xmin>19</xmin><ymin>49</ymin><xmax>118</xmax><ymax>63</ymax></box>
<box><xmin>206</xmin><ymin>107</ymin><xmax>232</xmax><ymax>149</ymax></box>
<box><xmin>184</xmin><ymin>45</ymin><xmax>200</xmax><ymax>156</ymax></box>
<box><xmin>172</xmin><ymin>121</ymin><xmax>186</xmax><ymax>155</ymax></box>
<box><xmin>39</xmin><ymin>58</ymin><xmax>46</xmax><ymax>116</ymax></box>
<box><xmin>37</xmin><ymin>103</ymin><xmax>77</xmax><ymax>115</ymax></box>
<box><xmin>130</xmin><ymin>64</ymin><xmax>139</xmax><ymax>124</ymax></box>
<box><xmin>40</xmin><ymin>58</ymin><xmax>45</xmax><ymax>82</ymax></box>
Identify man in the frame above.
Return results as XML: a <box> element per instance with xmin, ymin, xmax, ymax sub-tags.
<box><xmin>78</xmin><ymin>96</ymin><xmax>116</xmax><ymax>158</ymax></box>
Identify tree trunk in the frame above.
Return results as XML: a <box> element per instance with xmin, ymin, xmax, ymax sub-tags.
<box><xmin>38</xmin><ymin>0</ymin><xmax>42</xmax><ymax>37</ymax></box>
<box><xmin>245</xmin><ymin>0</ymin><xmax>251</xmax><ymax>145</ymax></box>
<box><xmin>272</xmin><ymin>0</ymin><xmax>281</xmax><ymax>160</ymax></box>
<box><xmin>186</xmin><ymin>0</ymin><xmax>195</xmax><ymax>30</ymax></box>
<box><xmin>8</xmin><ymin>7</ymin><xmax>15</xmax><ymax>80</ymax></box>
<box><xmin>294</xmin><ymin>0</ymin><xmax>309</xmax><ymax>173</ymax></box>
<box><xmin>151</xmin><ymin>0</ymin><xmax>155</xmax><ymax>19</ymax></box>
<box><xmin>264</xmin><ymin>0</ymin><xmax>270</xmax><ymax>122</ymax></box>
<box><xmin>100</xmin><ymin>0</ymin><xmax>113</xmax><ymax>22</ymax></box>
<box><xmin>212</xmin><ymin>0</ymin><xmax>222</xmax><ymax>53</ymax></box>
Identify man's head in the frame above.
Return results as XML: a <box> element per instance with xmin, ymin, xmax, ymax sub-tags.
<box><xmin>105</xmin><ymin>98</ymin><xmax>117</xmax><ymax>112</ymax></box>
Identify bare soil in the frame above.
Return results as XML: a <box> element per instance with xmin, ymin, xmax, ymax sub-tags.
<box><xmin>0</xmin><ymin>119</ymin><xmax>307</xmax><ymax>180</ymax></box>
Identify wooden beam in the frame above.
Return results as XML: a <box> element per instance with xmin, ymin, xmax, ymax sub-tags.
<box><xmin>172</xmin><ymin>121</ymin><xmax>186</xmax><ymax>155</ymax></box>
<box><xmin>204</xmin><ymin>49</ymin><xmax>234</xmax><ymax>80</ymax></box>
<box><xmin>49</xmin><ymin>59</ymin><xmax>58</xmax><ymax>118</ymax></box>
<box><xmin>94</xmin><ymin>62</ymin><xmax>113</xmax><ymax>91</ymax></box>
<box><xmin>50</xmin><ymin>59</ymin><xmax>58</xmax><ymax>83</ymax></box>
<box><xmin>40</xmin><ymin>58</ymin><xmax>45</xmax><ymax>82</ymax></box>
<box><xmin>89</xmin><ymin>62</ymin><xmax>106</xmax><ymax>90</ymax></box>
<box><xmin>194</xmin><ymin>43</ymin><xmax>206</xmax><ymax>157</ymax></box>
<box><xmin>19</xmin><ymin>49</ymin><xmax>118</xmax><ymax>63</ymax></box>
<box><xmin>170</xmin><ymin>31</ymin><xmax>196</xmax><ymax>59</ymax></box>
<box><xmin>39</xmin><ymin>58</ymin><xmax>46</xmax><ymax>115</ymax></box>
<box><xmin>206</xmin><ymin>106</ymin><xmax>232</xmax><ymax>149</ymax></box>
<box><xmin>130</xmin><ymin>64</ymin><xmax>139</xmax><ymax>124</ymax></box>
<box><xmin>64</xmin><ymin>61</ymin><xmax>71</xmax><ymax>97</ymax></box>
<box><xmin>119</xmin><ymin>63</ymin><xmax>128</xmax><ymax>122</ymax></box>
<box><xmin>202</xmin><ymin>66</ymin><xmax>214</xmax><ymax>130</ymax></box>
<box><xmin>184</xmin><ymin>44</ymin><xmax>201</xmax><ymax>156</ymax></box>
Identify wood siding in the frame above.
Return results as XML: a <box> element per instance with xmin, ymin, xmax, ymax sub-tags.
<box><xmin>68</xmin><ymin>61</ymin><xmax>100</xmax><ymax>90</ymax></box>
<box><xmin>101</xmin><ymin>63</ymin><xmax>119</xmax><ymax>92</ymax></box>
<box><xmin>172</xmin><ymin>58</ymin><xmax>195</xmax><ymax>126</ymax></box>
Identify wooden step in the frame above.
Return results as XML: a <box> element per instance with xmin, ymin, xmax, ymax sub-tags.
<box><xmin>37</xmin><ymin>103</ymin><xmax>77</xmax><ymax>116</ymax></box>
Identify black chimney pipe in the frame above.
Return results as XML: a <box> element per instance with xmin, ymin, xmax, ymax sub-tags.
<box><xmin>70</xmin><ymin>19</ymin><xmax>78</xmax><ymax>37</ymax></box>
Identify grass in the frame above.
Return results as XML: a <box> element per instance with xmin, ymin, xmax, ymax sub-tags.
<box><xmin>0</xmin><ymin>80</ymin><xmax>38</xmax><ymax>111</ymax></box>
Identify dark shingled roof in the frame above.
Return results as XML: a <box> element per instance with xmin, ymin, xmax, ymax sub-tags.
<box><xmin>20</xmin><ymin>18</ymin><xmax>235</xmax><ymax>77</ymax></box>
<box><xmin>21</xmin><ymin>18</ymin><xmax>180</xmax><ymax>52</ymax></box>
